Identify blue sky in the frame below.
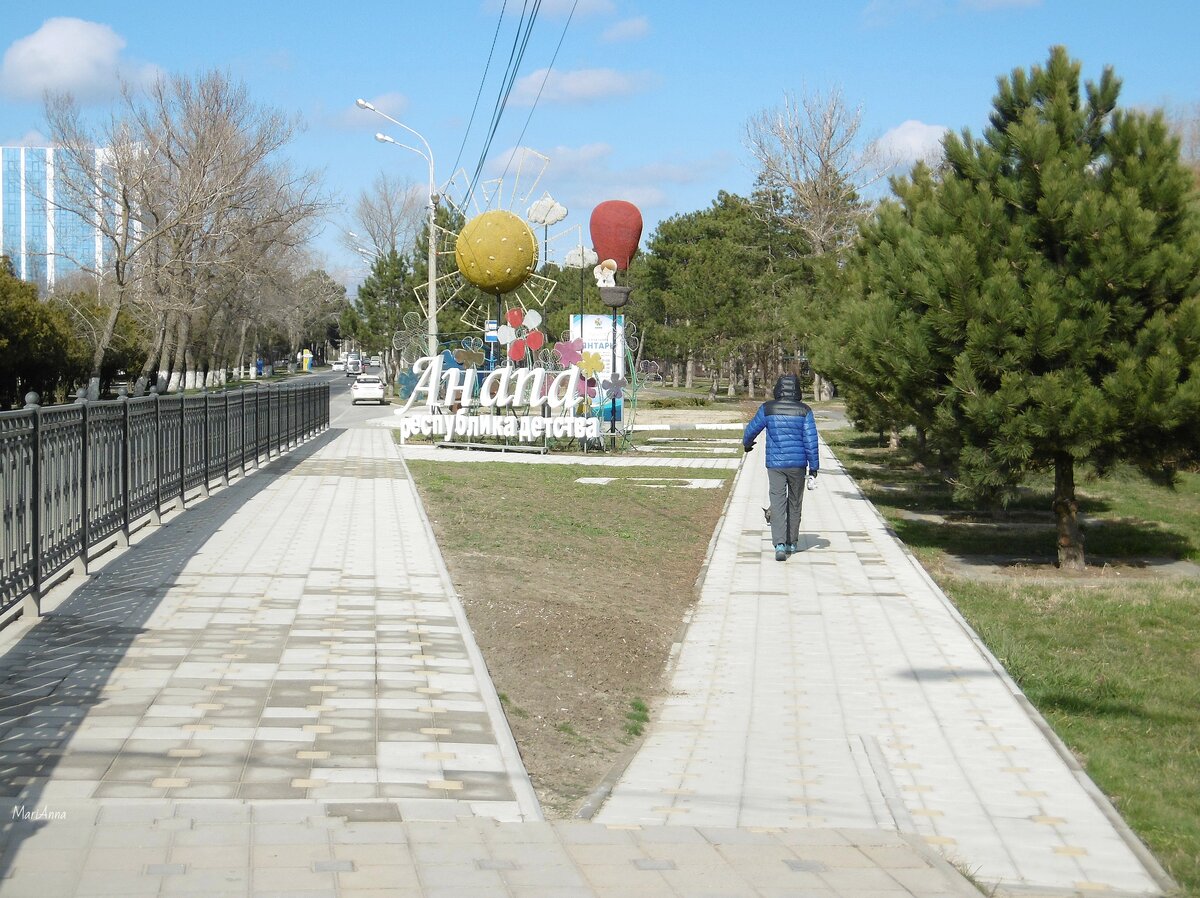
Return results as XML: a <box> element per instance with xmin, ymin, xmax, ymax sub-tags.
<box><xmin>2</xmin><ymin>1</ymin><xmax>1198</xmax><ymax>288</ymax></box>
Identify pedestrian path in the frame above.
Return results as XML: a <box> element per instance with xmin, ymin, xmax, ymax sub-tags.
<box><xmin>0</xmin><ymin>420</ymin><xmax>1170</xmax><ymax>896</ymax></box>
<box><xmin>594</xmin><ymin>440</ymin><xmax>1169</xmax><ymax>895</ymax></box>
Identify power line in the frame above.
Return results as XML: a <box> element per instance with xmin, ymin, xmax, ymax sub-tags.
<box><xmin>498</xmin><ymin>0</ymin><xmax>578</xmax><ymax>187</ymax></box>
<box><xmin>465</xmin><ymin>0</ymin><xmax>541</xmax><ymax>208</ymax></box>
<box><xmin>448</xmin><ymin>0</ymin><xmax>508</xmax><ymax>184</ymax></box>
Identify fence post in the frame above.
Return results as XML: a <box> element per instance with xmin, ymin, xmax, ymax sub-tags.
<box><xmin>200</xmin><ymin>389</ymin><xmax>210</xmax><ymax>498</ymax></box>
<box><xmin>75</xmin><ymin>388</ymin><xmax>90</xmax><ymax>575</ymax></box>
<box><xmin>223</xmin><ymin>389</ymin><xmax>231</xmax><ymax>486</ymax></box>
<box><xmin>119</xmin><ymin>387</ymin><xmax>131</xmax><ymax>546</ymax></box>
<box><xmin>24</xmin><ymin>392</ymin><xmax>42</xmax><ymax>619</ymax></box>
<box><xmin>178</xmin><ymin>393</ymin><xmax>185</xmax><ymax>509</ymax></box>
<box><xmin>151</xmin><ymin>386</ymin><xmax>162</xmax><ymax>523</ymax></box>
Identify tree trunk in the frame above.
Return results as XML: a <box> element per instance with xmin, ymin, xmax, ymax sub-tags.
<box><xmin>685</xmin><ymin>353</ymin><xmax>695</xmax><ymax>389</ymax></box>
<box><xmin>888</xmin><ymin>428</ymin><xmax>901</xmax><ymax>450</ymax></box>
<box><xmin>747</xmin><ymin>366</ymin><xmax>756</xmax><ymax>399</ymax></box>
<box><xmin>135</xmin><ymin>314</ymin><xmax>170</xmax><ymax>395</ymax></box>
<box><xmin>708</xmin><ymin>366</ymin><xmax>720</xmax><ymax>400</ymax></box>
<box><xmin>813</xmin><ymin>372</ymin><xmax>835</xmax><ymax>402</ymax></box>
<box><xmin>87</xmin><ymin>292</ymin><xmax>124</xmax><ymax>399</ymax></box>
<box><xmin>671</xmin><ymin>361</ymin><xmax>680</xmax><ymax>388</ymax></box>
<box><xmin>157</xmin><ymin>312</ymin><xmax>176</xmax><ymax>392</ymax></box>
<box><xmin>234</xmin><ymin>320</ymin><xmax>249</xmax><ymax>380</ymax></box>
<box><xmin>168</xmin><ymin>316</ymin><xmax>190</xmax><ymax>393</ymax></box>
<box><xmin>1053</xmin><ymin>452</ymin><xmax>1086</xmax><ymax>570</ymax></box>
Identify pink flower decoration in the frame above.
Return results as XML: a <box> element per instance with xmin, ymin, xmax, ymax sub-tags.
<box><xmin>508</xmin><ymin>339</ymin><xmax>527</xmax><ymax>361</ymax></box>
<box><xmin>554</xmin><ymin>338</ymin><xmax>583</xmax><ymax>366</ymax></box>
<box><xmin>506</xmin><ymin>308</ymin><xmax>524</xmax><ymax>328</ymax></box>
<box><xmin>526</xmin><ymin>330</ymin><xmax>545</xmax><ymax>351</ymax></box>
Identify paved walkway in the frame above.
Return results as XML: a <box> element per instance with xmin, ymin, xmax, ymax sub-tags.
<box><xmin>0</xmin><ymin>419</ymin><xmax>1169</xmax><ymax>896</ymax></box>
<box><xmin>594</xmin><ymin>440</ymin><xmax>1168</xmax><ymax>896</ymax></box>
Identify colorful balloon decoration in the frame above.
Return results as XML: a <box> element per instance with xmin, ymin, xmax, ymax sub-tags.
<box><xmin>589</xmin><ymin>200</ymin><xmax>642</xmax><ymax>270</ymax></box>
<box><xmin>455</xmin><ymin>210</ymin><xmax>539</xmax><ymax>295</ymax></box>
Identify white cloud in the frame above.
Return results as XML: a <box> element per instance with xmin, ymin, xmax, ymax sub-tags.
<box><xmin>511</xmin><ymin>67</ymin><xmax>645</xmax><ymax>106</ymax></box>
<box><xmin>481</xmin><ymin>142</ymin><xmax>726</xmax><ymax>231</ymax></box>
<box><xmin>4</xmin><ymin>129</ymin><xmax>50</xmax><ymax>147</ymax></box>
<box><xmin>1</xmin><ymin>18</ymin><xmax>138</xmax><ymax>101</ymax></box>
<box><xmin>878</xmin><ymin>119</ymin><xmax>948</xmax><ymax>166</ymax></box>
<box><xmin>489</xmin><ymin>0</ymin><xmax>614</xmax><ymax>14</ymax></box>
<box><xmin>601</xmin><ymin>16</ymin><xmax>650</xmax><ymax>42</ymax></box>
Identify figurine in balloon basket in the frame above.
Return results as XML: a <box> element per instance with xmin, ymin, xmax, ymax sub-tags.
<box><xmin>743</xmin><ymin>374</ymin><xmax>820</xmax><ymax>561</ymax></box>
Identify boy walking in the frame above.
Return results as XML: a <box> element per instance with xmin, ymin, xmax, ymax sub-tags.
<box><xmin>743</xmin><ymin>374</ymin><xmax>820</xmax><ymax>561</ymax></box>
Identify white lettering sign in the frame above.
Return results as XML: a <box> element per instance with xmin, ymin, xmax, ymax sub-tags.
<box><xmin>397</xmin><ymin>357</ymin><xmax>597</xmax><ymax>444</ymax></box>
<box><xmin>398</xmin><ymin>413</ymin><xmax>601</xmax><ymax>443</ymax></box>
<box><xmin>399</xmin><ymin>358</ymin><xmax>581</xmax><ymax>414</ymax></box>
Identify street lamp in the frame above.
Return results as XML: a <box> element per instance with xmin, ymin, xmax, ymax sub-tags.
<box><xmin>357</xmin><ymin>98</ymin><xmax>440</xmax><ymax>357</ymax></box>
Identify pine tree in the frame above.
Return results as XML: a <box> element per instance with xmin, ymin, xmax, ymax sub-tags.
<box><xmin>846</xmin><ymin>46</ymin><xmax>1200</xmax><ymax>569</ymax></box>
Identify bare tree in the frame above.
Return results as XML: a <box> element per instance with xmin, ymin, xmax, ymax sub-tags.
<box><xmin>45</xmin><ymin>91</ymin><xmax>179</xmax><ymax>397</ymax></box>
<box><xmin>745</xmin><ymin>87</ymin><xmax>891</xmax><ymax>399</ymax></box>
<box><xmin>47</xmin><ymin>70</ymin><xmax>331</xmax><ymax>395</ymax></box>
<box><xmin>344</xmin><ymin>171</ymin><xmax>425</xmax><ymax>259</ymax></box>
<box><xmin>745</xmin><ymin>87</ymin><xmax>890</xmax><ymax>256</ymax></box>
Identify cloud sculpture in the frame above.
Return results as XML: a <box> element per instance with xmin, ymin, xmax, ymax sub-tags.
<box><xmin>527</xmin><ymin>194</ymin><xmax>568</xmax><ymax>227</ymax></box>
<box><xmin>1</xmin><ymin>18</ymin><xmax>150</xmax><ymax>101</ymax></box>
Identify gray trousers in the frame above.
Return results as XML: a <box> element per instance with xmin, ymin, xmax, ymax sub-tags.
<box><xmin>768</xmin><ymin>467</ymin><xmax>806</xmax><ymax>546</ymax></box>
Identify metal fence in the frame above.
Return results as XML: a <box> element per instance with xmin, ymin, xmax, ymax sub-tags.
<box><xmin>0</xmin><ymin>380</ymin><xmax>330</xmax><ymax>622</ymax></box>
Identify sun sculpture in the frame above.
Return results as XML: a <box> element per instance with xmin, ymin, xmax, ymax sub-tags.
<box><xmin>454</xmin><ymin>210</ymin><xmax>539</xmax><ymax>296</ymax></box>
<box><xmin>415</xmin><ymin>149</ymin><xmax>561</xmax><ymax>334</ymax></box>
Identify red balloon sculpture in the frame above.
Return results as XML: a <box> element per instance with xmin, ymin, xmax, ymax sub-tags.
<box><xmin>589</xmin><ymin>200</ymin><xmax>642</xmax><ymax>270</ymax></box>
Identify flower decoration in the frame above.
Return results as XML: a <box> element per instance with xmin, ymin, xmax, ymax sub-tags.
<box><xmin>600</xmin><ymin>372</ymin><xmax>629</xmax><ymax>399</ymax></box>
<box><xmin>579</xmin><ymin>351</ymin><xmax>604</xmax><ymax>379</ymax></box>
<box><xmin>497</xmin><ymin>307</ymin><xmax>545</xmax><ymax>363</ymax></box>
<box><xmin>440</xmin><ymin>349</ymin><xmax>461</xmax><ymax>370</ymax></box>
<box><xmin>575</xmin><ymin>374</ymin><xmax>598</xmax><ymax>399</ymax></box>
<box><xmin>553</xmin><ymin>337</ymin><xmax>583</xmax><ymax>367</ymax></box>
<box><xmin>397</xmin><ymin>367</ymin><xmax>420</xmax><ymax>400</ymax></box>
<box><xmin>455</xmin><ymin>336</ymin><xmax>485</xmax><ymax>367</ymax></box>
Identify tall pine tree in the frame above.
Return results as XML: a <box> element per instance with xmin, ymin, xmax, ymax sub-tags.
<box><xmin>838</xmin><ymin>47</ymin><xmax>1200</xmax><ymax>568</ymax></box>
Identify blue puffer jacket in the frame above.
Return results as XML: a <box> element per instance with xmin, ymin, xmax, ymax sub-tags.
<box><xmin>743</xmin><ymin>375</ymin><xmax>820</xmax><ymax>471</ymax></box>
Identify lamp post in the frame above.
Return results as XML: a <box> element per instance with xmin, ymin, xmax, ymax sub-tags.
<box><xmin>356</xmin><ymin>98</ymin><xmax>440</xmax><ymax>357</ymax></box>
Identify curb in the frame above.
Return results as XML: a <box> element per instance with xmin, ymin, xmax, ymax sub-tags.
<box><xmin>575</xmin><ymin>450</ymin><xmax>752</xmax><ymax>820</ymax></box>
<box><xmin>829</xmin><ymin>444</ymin><xmax>1178</xmax><ymax>896</ymax></box>
<box><xmin>388</xmin><ymin>435</ymin><xmax>545</xmax><ymax>823</ymax></box>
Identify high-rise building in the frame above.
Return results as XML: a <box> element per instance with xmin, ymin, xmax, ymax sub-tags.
<box><xmin>1</xmin><ymin>145</ymin><xmax>103</xmax><ymax>292</ymax></box>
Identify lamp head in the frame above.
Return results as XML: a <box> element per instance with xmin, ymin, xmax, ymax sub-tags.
<box><xmin>355</xmin><ymin>98</ymin><xmax>375</xmax><ymax>111</ymax></box>
<box><xmin>375</xmin><ymin>133</ymin><xmax>394</xmax><ymax>144</ymax></box>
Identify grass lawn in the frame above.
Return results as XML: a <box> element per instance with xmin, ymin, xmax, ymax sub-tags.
<box><xmin>406</xmin><ymin>455</ymin><xmax>734</xmax><ymax>816</ymax></box>
<box><xmin>826</xmin><ymin>430</ymin><xmax>1200</xmax><ymax>895</ymax></box>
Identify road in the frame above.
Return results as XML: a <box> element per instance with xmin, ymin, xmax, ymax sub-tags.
<box><xmin>315</xmin><ymin>366</ymin><xmax>398</xmax><ymax>429</ymax></box>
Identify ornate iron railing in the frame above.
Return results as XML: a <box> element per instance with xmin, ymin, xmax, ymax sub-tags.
<box><xmin>0</xmin><ymin>380</ymin><xmax>330</xmax><ymax>623</ymax></box>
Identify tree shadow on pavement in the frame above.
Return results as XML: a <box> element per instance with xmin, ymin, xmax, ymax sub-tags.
<box><xmin>0</xmin><ymin>428</ymin><xmax>338</xmax><ymax>880</ymax></box>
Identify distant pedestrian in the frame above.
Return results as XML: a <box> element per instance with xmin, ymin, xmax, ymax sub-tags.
<box><xmin>743</xmin><ymin>374</ymin><xmax>820</xmax><ymax>561</ymax></box>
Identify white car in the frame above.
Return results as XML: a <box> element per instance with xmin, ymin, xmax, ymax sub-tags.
<box><xmin>331</xmin><ymin>359</ymin><xmax>345</xmax><ymax>371</ymax></box>
<box><xmin>350</xmin><ymin>374</ymin><xmax>386</xmax><ymax>405</ymax></box>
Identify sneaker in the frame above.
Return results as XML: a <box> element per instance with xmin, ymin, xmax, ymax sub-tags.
<box><xmin>786</xmin><ymin>543</ymin><xmax>797</xmax><ymax>555</ymax></box>
<box><xmin>775</xmin><ymin>544</ymin><xmax>788</xmax><ymax>562</ymax></box>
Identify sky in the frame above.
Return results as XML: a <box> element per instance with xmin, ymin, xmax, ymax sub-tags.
<box><xmin>2</xmin><ymin>0</ymin><xmax>1198</xmax><ymax>290</ymax></box>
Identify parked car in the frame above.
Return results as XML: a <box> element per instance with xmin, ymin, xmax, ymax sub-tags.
<box><xmin>350</xmin><ymin>374</ymin><xmax>385</xmax><ymax>405</ymax></box>
<box><xmin>331</xmin><ymin>359</ymin><xmax>345</xmax><ymax>371</ymax></box>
